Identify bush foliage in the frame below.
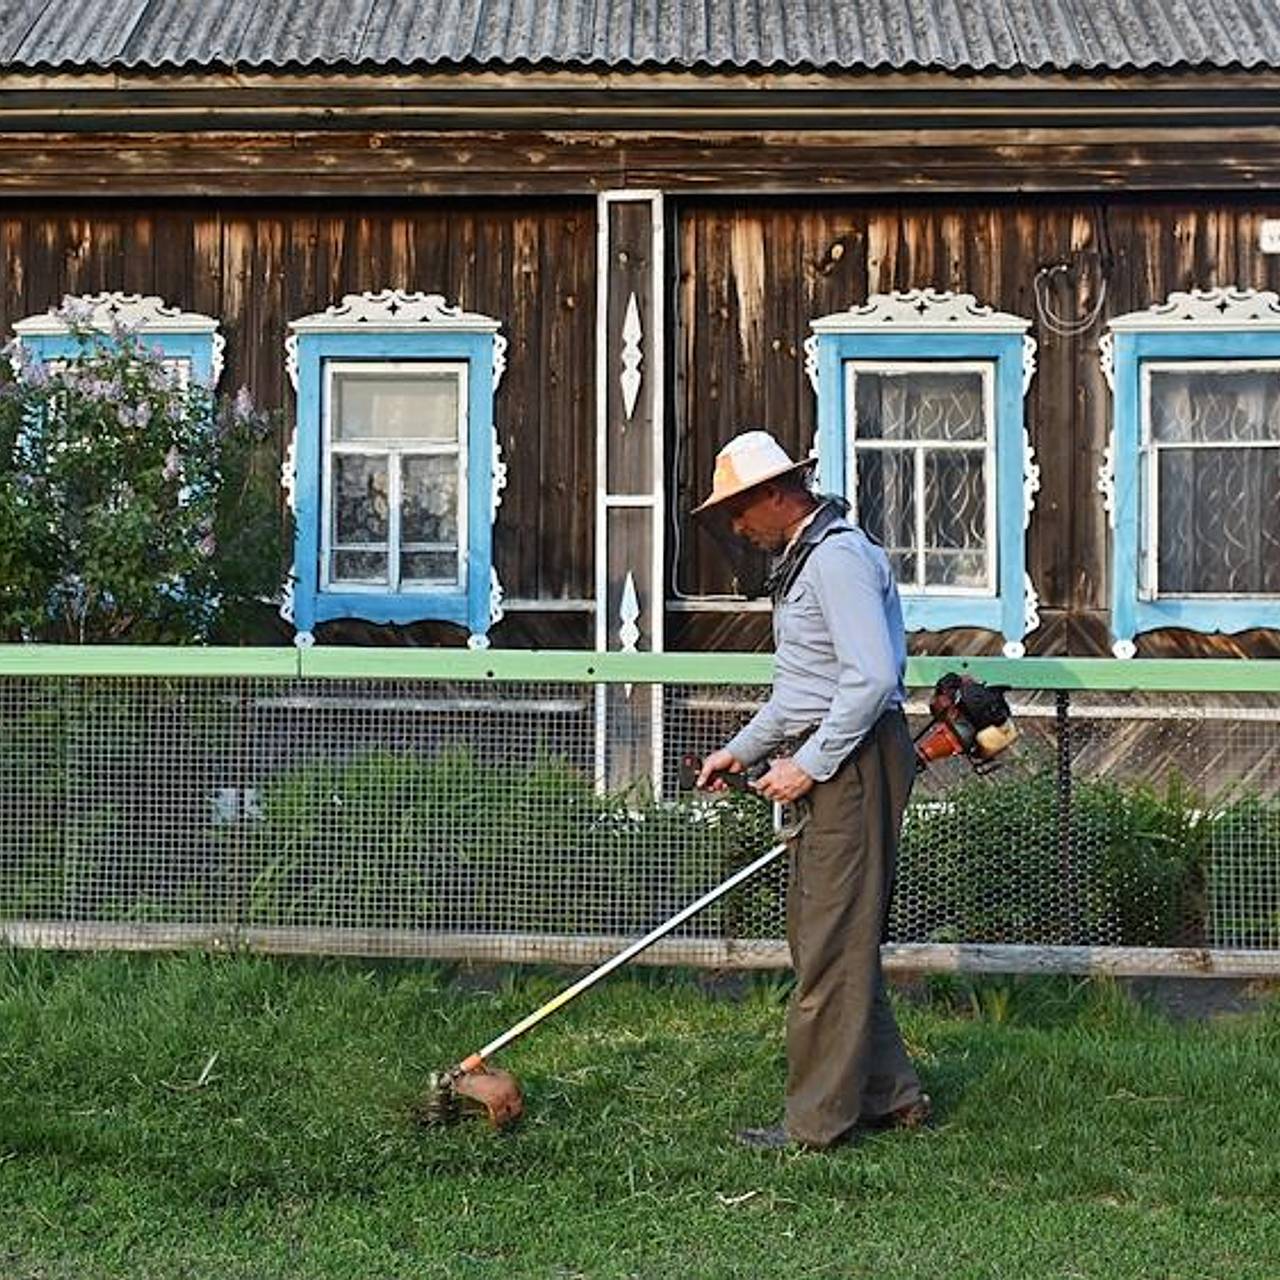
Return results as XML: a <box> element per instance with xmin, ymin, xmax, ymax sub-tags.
<box><xmin>238</xmin><ymin>748</ymin><xmax>779</xmax><ymax>933</ymax></box>
<box><xmin>0</xmin><ymin>307</ymin><xmax>289</xmax><ymax>643</ymax></box>
<box><xmin>2</xmin><ymin>723</ymin><xmax>1275</xmax><ymax>950</ymax></box>
<box><xmin>897</xmin><ymin>770</ymin><xmax>1216</xmax><ymax>946</ymax></box>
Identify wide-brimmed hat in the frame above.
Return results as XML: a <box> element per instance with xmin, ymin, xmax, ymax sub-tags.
<box><xmin>692</xmin><ymin>430</ymin><xmax>815</xmax><ymax>515</ymax></box>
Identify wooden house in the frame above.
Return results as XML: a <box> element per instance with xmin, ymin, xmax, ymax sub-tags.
<box><xmin>0</xmin><ymin>0</ymin><xmax>1277</xmax><ymax>659</ymax></box>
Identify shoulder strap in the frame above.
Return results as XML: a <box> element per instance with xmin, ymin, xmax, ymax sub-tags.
<box><xmin>769</xmin><ymin>521</ymin><xmax>847</xmax><ymax>606</ymax></box>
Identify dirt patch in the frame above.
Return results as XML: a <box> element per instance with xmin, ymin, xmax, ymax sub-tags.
<box><xmin>1119</xmin><ymin>977</ymin><xmax>1279</xmax><ymax>1022</ymax></box>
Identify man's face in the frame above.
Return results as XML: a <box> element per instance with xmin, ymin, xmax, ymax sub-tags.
<box><xmin>723</xmin><ymin>486</ymin><xmax>790</xmax><ymax>552</ymax></box>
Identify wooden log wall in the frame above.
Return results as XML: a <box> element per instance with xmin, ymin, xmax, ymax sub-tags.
<box><xmin>671</xmin><ymin>194</ymin><xmax>1280</xmax><ymax>658</ymax></box>
<box><xmin>0</xmin><ymin>199</ymin><xmax>597</xmax><ymax>647</ymax></box>
<box><xmin>0</xmin><ymin>193</ymin><xmax>1276</xmax><ymax>656</ymax></box>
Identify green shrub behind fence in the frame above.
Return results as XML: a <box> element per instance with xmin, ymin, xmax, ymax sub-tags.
<box><xmin>0</xmin><ymin>666</ymin><xmax>1277</xmax><ymax>964</ymax></box>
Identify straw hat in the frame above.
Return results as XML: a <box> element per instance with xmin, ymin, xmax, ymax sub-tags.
<box><xmin>692</xmin><ymin>430</ymin><xmax>815</xmax><ymax>515</ymax></box>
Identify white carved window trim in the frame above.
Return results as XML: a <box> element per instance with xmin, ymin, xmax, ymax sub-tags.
<box><xmin>284</xmin><ymin>290</ymin><xmax>507</xmax><ymax>527</ymax></box>
<box><xmin>12</xmin><ymin>292</ymin><xmax>224</xmax><ymax>386</ymax></box>
<box><xmin>807</xmin><ymin>290</ymin><xmax>1039</xmax><ymax>657</ymax></box>
<box><xmin>284</xmin><ymin>289</ymin><xmax>506</xmax><ymax>650</ymax></box>
<box><xmin>1099</xmin><ymin>286</ymin><xmax>1280</xmax><ymax>657</ymax></box>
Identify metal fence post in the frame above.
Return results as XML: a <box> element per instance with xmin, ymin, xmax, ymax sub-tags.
<box><xmin>1055</xmin><ymin>688</ymin><xmax>1077</xmax><ymax>942</ymax></box>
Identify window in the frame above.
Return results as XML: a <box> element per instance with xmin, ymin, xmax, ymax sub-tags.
<box><xmin>284</xmin><ymin>291</ymin><xmax>507</xmax><ymax>648</ymax></box>
<box><xmin>11</xmin><ymin>292</ymin><xmax>223</xmax><ymax>387</ymax></box>
<box><xmin>323</xmin><ymin>361</ymin><xmax>468</xmax><ymax>591</ymax></box>
<box><xmin>848</xmin><ymin>362</ymin><xmax>996</xmax><ymax>595</ymax></box>
<box><xmin>806</xmin><ymin>291</ymin><xmax>1039</xmax><ymax>656</ymax></box>
<box><xmin>1100</xmin><ymin>289</ymin><xmax>1280</xmax><ymax>657</ymax></box>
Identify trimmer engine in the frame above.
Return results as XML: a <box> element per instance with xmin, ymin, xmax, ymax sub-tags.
<box><xmin>913</xmin><ymin>673</ymin><xmax>1017</xmax><ymax>773</ymax></box>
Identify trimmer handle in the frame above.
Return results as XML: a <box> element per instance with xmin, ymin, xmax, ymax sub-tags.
<box><xmin>678</xmin><ymin>752</ymin><xmax>754</xmax><ymax>792</ymax></box>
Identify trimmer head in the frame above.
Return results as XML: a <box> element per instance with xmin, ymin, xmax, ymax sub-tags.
<box><xmin>416</xmin><ymin>1064</ymin><xmax>525</xmax><ymax>1130</ymax></box>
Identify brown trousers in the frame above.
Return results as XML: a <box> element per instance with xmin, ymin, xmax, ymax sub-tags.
<box><xmin>783</xmin><ymin>708</ymin><xmax>921</xmax><ymax>1147</ymax></box>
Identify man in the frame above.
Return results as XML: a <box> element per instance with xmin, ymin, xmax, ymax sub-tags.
<box><xmin>693</xmin><ymin>430</ymin><xmax>930</xmax><ymax>1151</ymax></box>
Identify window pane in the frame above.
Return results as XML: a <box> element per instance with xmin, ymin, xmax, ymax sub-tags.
<box><xmin>334</xmin><ymin>370</ymin><xmax>459</xmax><ymax>442</ymax></box>
<box><xmin>1157</xmin><ymin>447</ymin><xmax>1280</xmax><ymax>594</ymax></box>
<box><xmin>401</xmin><ymin>454</ymin><xmax>459</xmax><ymax>544</ymax></box>
<box><xmin>857</xmin><ymin>449</ymin><xmax>915</xmax><ymax>583</ymax></box>
<box><xmin>333</xmin><ymin>455</ymin><xmax>388</xmax><ymax>544</ymax></box>
<box><xmin>854</xmin><ymin>369</ymin><xmax>986</xmax><ymax>442</ymax></box>
<box><xmin>923</xmin><ymin>450</ymin><xmax>989</xmax><ymax>587</ymax></box>
<box><xmin>401</xmin><ymin>550</ymin><xmax>459</xmax><ymax>582</ymax></box>
<box><xmin>1149</xmin><ymin>369</ymin><xmax>1280</xmax><ymax>444</ymax></box>
<box><xmin>332</xmin><ymin>550</ymin><xmax>388</xmax><ymax>582</ymax></box>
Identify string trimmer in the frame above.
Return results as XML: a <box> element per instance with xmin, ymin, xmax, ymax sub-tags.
<box><xmin>417</xmin><ymin>673</ymin><xmax>1015</xmax><ymax>1130</ymax></box>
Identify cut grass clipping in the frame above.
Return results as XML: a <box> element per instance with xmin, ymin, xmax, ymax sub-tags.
<box><xmin>2</xmin><ymin>951</ymin><xmax>1278</xmax><ymax>1280</ymax></box>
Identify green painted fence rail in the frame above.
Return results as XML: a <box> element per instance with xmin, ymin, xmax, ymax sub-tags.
<box><xmin>0</xmin><ymin>645</ymin><xmax>1277</xmax><ymax>691</ymax></box>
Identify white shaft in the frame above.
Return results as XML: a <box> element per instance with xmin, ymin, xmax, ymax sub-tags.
<box><xmin>475</xmin><ymin>841</ymin><xmax>789</xmax><ymax>1063</ymax></box>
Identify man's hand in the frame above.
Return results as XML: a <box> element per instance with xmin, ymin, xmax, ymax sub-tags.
<box><xmin>751</xmin><ymin>756</ymin><xmax>815</xmax><ymax>804</ymax></box>
<box><xmin>696</xmin><ymin>747</ymin><xmax>747</xmax><ymax>791</ymax></box>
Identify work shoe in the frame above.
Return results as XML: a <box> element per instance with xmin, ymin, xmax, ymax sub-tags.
<box><xmin>735</xmin><ymin>1124</ymin><xmax>794</xmax><ymax>1150</ymax></box>
<box><xmin>863</xmin><ymin>1093</ymin><xmax>933</xmax><ymax>1132</ymax></box>
<box><xmin>735</xmin><ymin>1124</ymin><xmax>849</xmax><ymax>1151</ymax></box>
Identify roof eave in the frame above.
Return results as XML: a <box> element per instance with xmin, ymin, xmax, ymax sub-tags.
<box><xmin>1</xmin><ymin>64</ymin><xmax>1279</xmax><ymax>133</ymax></box>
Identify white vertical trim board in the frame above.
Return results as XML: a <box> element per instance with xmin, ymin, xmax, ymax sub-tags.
<box><xmin>595</xmin><ymin>190</ymin><xmax>668</xmax><ymax>794</ymax></box>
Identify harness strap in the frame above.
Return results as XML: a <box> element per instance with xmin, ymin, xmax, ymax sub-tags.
<box><xmin>769</xmin><ymin>514</ymin><xmax>848</xmax><ymax>606</ymax></box>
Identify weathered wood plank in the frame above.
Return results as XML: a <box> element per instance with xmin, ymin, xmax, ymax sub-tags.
<box><xmin>5</xmin><ymin>919</ymin><xmax>1279</xmax><ymax>976</ymax></box>
<box><xmin>4</xmin><ymin>130</ymin><xmax>1280</xmax><ymax>196</ymax></box>
<box><xmin>2</xmin><ymin>195</ymin><xmax>1276</xmax><ymax>656</ymax></box>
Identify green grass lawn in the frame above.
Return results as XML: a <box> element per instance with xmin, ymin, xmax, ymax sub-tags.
<box><xmin>1</xmin><ymin>951</ymin><xmax>1278</xmax><ymax>1280</ymax></box>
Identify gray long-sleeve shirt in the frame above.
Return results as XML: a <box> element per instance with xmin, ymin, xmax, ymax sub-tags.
<box><xmin>724</xmin><ymin>510</ymin><xmax>907</xmax><ymax>782</ymax></box>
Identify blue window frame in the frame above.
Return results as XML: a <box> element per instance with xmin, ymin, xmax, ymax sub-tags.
<box><xmin>1100</xmin><ymin>288</ymin><xmax>1280</xmax><ymax>658</ymax></box>
<box><xmin>805</xmin><ymin>291</ymin><xmax>1040</xmax><ymax>656</ymax></box>
<box><xmin>283</xmin><ymin>291</ymin><xmax>507</xmax><ymax>649</ymax></box>
<box><xmin>12</xmin><ymin>292</ymin><xmax>223</xmax><ymax>388</ymax></box>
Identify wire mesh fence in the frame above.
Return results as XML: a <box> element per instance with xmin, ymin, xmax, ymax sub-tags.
<box><xmin>1</xmin><ymin>655</ymin><xmax>1278</xmax><ymax>972</ymax></box>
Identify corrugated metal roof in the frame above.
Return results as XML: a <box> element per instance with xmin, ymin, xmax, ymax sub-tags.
<box><xmin>3</xmin><ymin>0</ymin><xmax>1280</xmax><ymax>73</ymax></box>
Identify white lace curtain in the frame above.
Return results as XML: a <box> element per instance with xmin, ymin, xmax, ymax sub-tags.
<box><xmin>852</xmin><ymin>369</ymin><xmax>989</xmax><ymax>591</ymax></box>
<box><xmin>1148</xmin><ymin>370</ymin><xmax>1280</xmax><ymax>596</ymax></box>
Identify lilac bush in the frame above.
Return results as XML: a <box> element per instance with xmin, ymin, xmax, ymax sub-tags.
<box><xmin>0</xmin><ymin>309</ymin><xmax>289</xmax><ymax>642</ymax></box>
